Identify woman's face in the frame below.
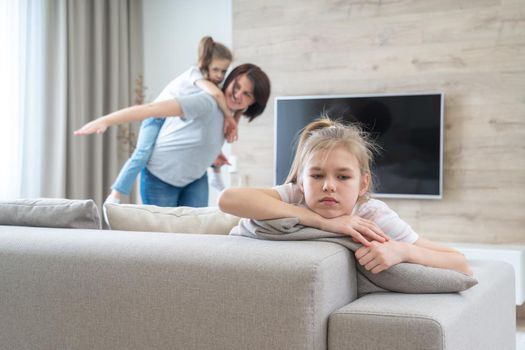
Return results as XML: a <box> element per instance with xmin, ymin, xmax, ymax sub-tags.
<box><xmin>207</xmin><ymin>58</ymin><xmax>230</xmax><ymax>85</ymax></box>
<box><xmin>224</xmin><ymin>73</ymin><xmax>255</xmax><ymax>111</ymax></box>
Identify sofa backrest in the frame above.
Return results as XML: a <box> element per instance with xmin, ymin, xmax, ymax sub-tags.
<box><xmin>0</xmin><ymin>225</ymin><xmax>358</xmax><ymax>350</ymax></box>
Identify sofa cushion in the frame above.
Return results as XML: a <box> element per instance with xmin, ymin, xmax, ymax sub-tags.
<box><xmin>0</xmin><ymin>198</ymin><xmax>101</xmax><ymax>229</ymax></box>
<box><xmin>328</xmin><ymin>260</ymin><xmax>516</xmax><ymax>350</ymax></box>
<box><xmin>104</xmin><ymin>203</ymin><xmax>240</xmax><ymax>234</ymax></box>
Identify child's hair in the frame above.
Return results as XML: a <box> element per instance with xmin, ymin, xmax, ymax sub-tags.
<box><xmin>285</xmin><ymin>115</ymin><xmax>378</xmax><ymax>201</ymax></box>
<box><xmin>198</xmin><ymin>36</ymin><xmax>233</xmax><ymax>77</ymax></box>
<box><xmin>222</xmin><ymin>63</ymin><xmax>271</xmax><ymax>122</ymax></box>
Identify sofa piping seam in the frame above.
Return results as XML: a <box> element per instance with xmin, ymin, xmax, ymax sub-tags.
<box><xmin>333</xmin><ymin>311</ymin><xmax>445</xmax><ymax>347</ymax></box>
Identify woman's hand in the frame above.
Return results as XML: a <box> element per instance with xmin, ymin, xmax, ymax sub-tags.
<box><xmin>212</xmin><ymin>152</ymin><xmax>231</xmax><ymax>168</ymax></box>
<box><xmin>321</xmin><ymin>215</ymin><xmax>390</xmax><ymax>247</ymax></box>
<box><xmin>74</xmin><ymin>118</ymin><xmax>108</xmax><ymax>136</ymax></box>
<box><xmin>355</xmin><ymin>240</ymin><xmax>407</xmax><ymax>274</ymax></box>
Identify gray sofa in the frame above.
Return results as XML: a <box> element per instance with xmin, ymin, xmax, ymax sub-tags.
<box><xmin>0</xmin><ymin>224</ymin><xmax>516</xmax><ymax>350</ymax></box>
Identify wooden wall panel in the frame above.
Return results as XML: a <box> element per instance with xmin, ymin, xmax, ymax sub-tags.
<box><xmin>232</xmin><ymin>0</ymin><xmax>525</xmax><ymax>243</ymax></box>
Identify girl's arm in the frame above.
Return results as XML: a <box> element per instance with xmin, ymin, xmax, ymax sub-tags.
<box><xmin>227</xmin><ymin>110</ymin><xmax>244</xmax><ymax>142</ymax></box>
<box><xmin>195</xmin><ymin>79</ymin><xmax>233</xmax><ymax>119</ymax></box>
<box><xmin>219</xmin><ymin>187</ymin><xmax>389</xmax><ymax>246</ymax></box>
<box><xmin>355</xmin><ymin>238</ymin><xmax>472</xmax><ymax>275</ymax></box>
<box><xmin>195</xmin><ymin>79</ymin><xmax>237</xmax><ymax>142</ymax></box>
<box><xmin>74</xmin><ymin>99</ymin><xmax>182</xmax><ymax>136</ymax></box>
<box><xmin>411</xmin><ymin>238</ymin><xmax>472</xmax><ymax>275</ymax></box>
<box><xmin>233</xmin><ymin>109</ymin><xmax>243</xmax><ymax>124</ymax></box>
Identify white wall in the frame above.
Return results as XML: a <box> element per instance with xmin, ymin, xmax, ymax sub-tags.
<box><xmin>142</xmin><ymin>0</ymin><xmax>233</xmax><ymax>206</ymax></box>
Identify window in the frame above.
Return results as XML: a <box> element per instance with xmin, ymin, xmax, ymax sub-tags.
<box><xmin>0</xmin><ymin>0</ymin><xmax>22</xmax><ymax>199</ymax></box>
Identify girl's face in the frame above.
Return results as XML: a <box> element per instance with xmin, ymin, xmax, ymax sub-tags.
<box><xmin>299</xmin><ymin>145</ymin><xmax>370</xmax><ymax>219</ymax></box>
<box><xmin>207</xmin><ymin>58</ymin><xmax>231</xmax><ymax>85</ymax></box>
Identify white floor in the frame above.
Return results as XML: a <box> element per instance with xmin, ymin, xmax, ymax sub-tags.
<box><xmin>517</xmin><ymin>317</ymin><xmax>525</xmax><ymax>349</ymax></box>
<box><xmin>518</xmin><ymin>331</ymin><xmax>525</xmax><ymax>350</ymax></box>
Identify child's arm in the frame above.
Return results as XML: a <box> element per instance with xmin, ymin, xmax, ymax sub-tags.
<box><xmin>74</xmin><ymin>99</ymin><xmax>182</xmax><ymax>136</ymax></box>
<box><xmin>195</xmin><ymin>79</ymin><xmax>237</xmax><ymax>142</ymax></box>
<box><xmin>355</xmin><ymin>238</ymin><xmax>472</xmax><ymax>275</ymax></box>
<box><xmin>195</xmin><ymin>79</ymin><xmax>233</xmax><ymax>119</ymax></box>
<box><xmin>219</xmin><ymin>187</ymin><xmax>389</xmax><ymax>246</ymax></box>
<box><xmin>233</xmin><ymin>109</ymin><xmax>243</xmax><ymax>124</ymax></box>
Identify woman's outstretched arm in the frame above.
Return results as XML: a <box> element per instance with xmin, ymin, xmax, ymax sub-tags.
<box><xmin>74</xmin><ymin>99</ymin><xmax>183</xmax><ymax>136</ymax></box>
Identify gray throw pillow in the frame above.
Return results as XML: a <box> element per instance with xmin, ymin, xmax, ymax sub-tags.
<box><xmin>351</xmin><ymin>252</ymin><xmax>477</xmax><ymax>295</ymax></box>
<box><xmin>0</xmin><ymin>198</ymin><xmax>101</xmax><ymax>229</ymax></box>
<box><xmin>233</xmin><ymin>217</ymin><xmax>478</xmax><ymax>294</ymax></box>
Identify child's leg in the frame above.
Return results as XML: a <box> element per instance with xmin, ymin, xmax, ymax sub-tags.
<box><xmin>110</xmin><ymin>117</ymin><xmax>165</xmax><ymax>198</ymax></box>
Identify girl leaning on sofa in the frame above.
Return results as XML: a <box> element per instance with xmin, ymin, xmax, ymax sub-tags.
<box><xmin>219</xmin><ymin>116</ymin><xmax>472</xmax><ymax>276</ymax></box>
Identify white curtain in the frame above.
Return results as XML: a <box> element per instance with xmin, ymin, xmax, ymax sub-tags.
<box><xmin>0</xmin><ymin>0</ymin><xmax>24</xmax><ymax>199</ymax></box>
<box><xmin>0</xmin><ymin>0</ymin><xmax>143</xmax><ymax>206</ymax></box>
<box><xmin>19</xmin><ymin>0</ymin><xmax>51</xmax><ymax>197</ymax></box>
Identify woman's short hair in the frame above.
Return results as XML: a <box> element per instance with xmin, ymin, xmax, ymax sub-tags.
<box><xmin>222</xmin><ymin>64</ymin><xmax>271</xmax><ymax>122</ymax></box>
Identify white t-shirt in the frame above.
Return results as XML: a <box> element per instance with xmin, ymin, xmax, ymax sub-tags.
<box><xmin>154</xmin><ymin>66</ymin><xmax>204</xmax><ymax>103</ymax></box>
<box><xmin>273</xmin><ymin>183</ymin><xmax>419</xmax><ymax>243</ymax></box>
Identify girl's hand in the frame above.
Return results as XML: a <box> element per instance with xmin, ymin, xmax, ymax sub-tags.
<box><xmin>322</xmin><ymin>215</ymin><xmax>390</xmax><ymax>246</ymax></box>
<box><xmin>355</xmin><ymin>240</ymin><xmax>406</xmax><ymax>274</ymax></box>
<box><xmin>74</xmin><ymin>118</ymin><xmax>108</xmax><ymax>136</ymax></box>
<box><xmin>224</xmin><ymin>114</ymin><xmax>238</xmax><ymax>143</ymax></box>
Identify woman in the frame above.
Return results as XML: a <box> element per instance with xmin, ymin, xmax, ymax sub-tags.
<box><xmin>75</xmin><ymin>63</ymin><xmax>271</xmax><ymax>207</ymax></box>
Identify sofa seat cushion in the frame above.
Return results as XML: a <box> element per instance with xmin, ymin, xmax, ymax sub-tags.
<box><xmin>328</xmin><ymin>260</ymin><xmax>516</xmax><ymax>350</ymax></box>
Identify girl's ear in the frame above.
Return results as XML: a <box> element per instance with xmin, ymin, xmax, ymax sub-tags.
<box><xmin>298</xmin><ymin>176</ymin><xmax>305</xmax><ymax>193</ymax></box>
<box><xmin>359</xmin><ymin>172</ymin><xmax>370</xmax><ymax>196</ymax></box>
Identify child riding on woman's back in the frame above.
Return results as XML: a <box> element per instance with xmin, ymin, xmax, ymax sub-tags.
<box><xmin>105</xmin><ymin>36</ymin><xmax>238</xmax><ymax>204</ymax></box>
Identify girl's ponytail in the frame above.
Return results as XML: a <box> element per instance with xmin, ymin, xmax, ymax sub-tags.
<box><xmin>198</xmin><ymin>36</ymin><xmax>215</xmax><ymax>71</ymax></box>
<box><xmin>197</xmin><ymin>36</ymin><xmax>233</xmax><ymax>77</ymax></box>
<box><xmin>285</xmin><ymin>115</ymin><xmax>335</xmax><ymax>183</ymax></box>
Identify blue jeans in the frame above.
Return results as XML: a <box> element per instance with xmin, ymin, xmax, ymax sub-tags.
<box><xmin>140</xmin><ymin>168</ymin><xmax>209</xmax><ymax>207</ymax></box>
<box><xmin>111</xmin><ymin>117</ymin><xmax>165</xmax><ymax>195</ymax></box>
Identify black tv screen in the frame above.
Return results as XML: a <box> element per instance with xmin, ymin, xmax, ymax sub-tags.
<box><xmin>274</xmin><ymin>92</ymin><xmax>444</xmax><ymax>199</ymax></box>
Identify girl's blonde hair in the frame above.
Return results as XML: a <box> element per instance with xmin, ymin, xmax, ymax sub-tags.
<box><xmin>198</xmin><ymin>36</ymin><xmax>233</xmax><ymax>77</ymax></box>
<box><xmin>285</xmin><ymin>116</ymin><xmax>379</xmax><ymax>201</ymax></box>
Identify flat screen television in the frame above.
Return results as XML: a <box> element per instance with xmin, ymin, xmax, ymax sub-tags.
<box><xmin>274</xmin><ymin>92</ymin><xmax>444</xmax><ymax>199</ymax></box>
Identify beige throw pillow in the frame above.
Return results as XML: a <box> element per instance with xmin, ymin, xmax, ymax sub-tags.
<box><xmin>104</xmin><ymin>203</ymin><xmax>240</xmax><ymax>235</ymax></box>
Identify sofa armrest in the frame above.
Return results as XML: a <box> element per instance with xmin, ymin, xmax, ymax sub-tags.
<box><xmin>328</xmin><ymin>260</ymin><xmax>515</xmax><ymax>350</ymax></box>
